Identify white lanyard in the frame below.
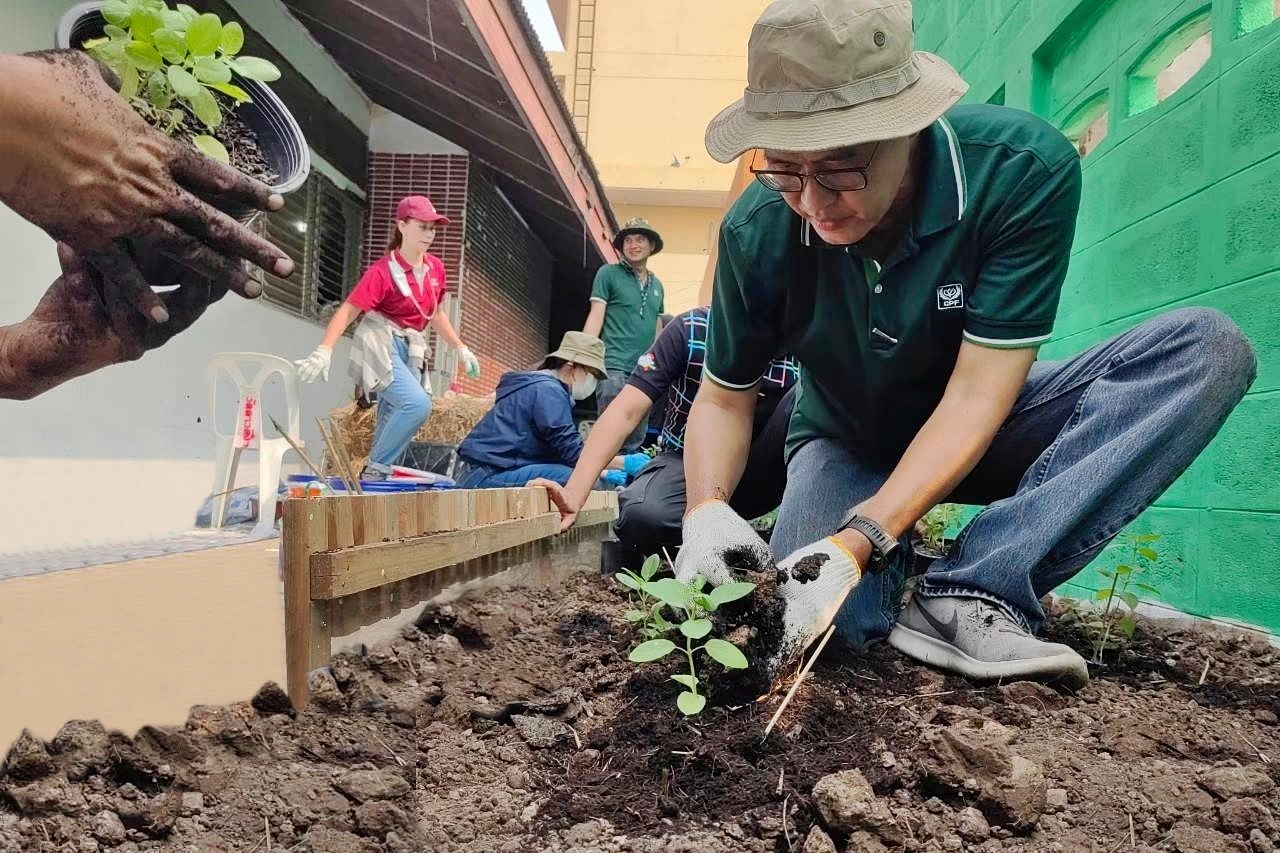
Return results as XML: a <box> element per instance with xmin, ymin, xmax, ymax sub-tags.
<box><xmin>387</xmin><ymin>258</ymin><xmax>434</xmax><ymax>324</ymax></box>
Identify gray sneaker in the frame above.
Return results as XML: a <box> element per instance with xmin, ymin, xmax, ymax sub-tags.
<box><xmin>889</xmin><ymin>595</ymin><xmax>1089</xmax><ymax>686</ymax></box>
<box><xmin>360</xmin><ymin>465</ymin><xmax>390</xmax><ymax>482</ymax></box>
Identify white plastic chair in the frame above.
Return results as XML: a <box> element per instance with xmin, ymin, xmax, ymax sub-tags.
<box><xmin>207</xmin><ymin>352</ymin><xmax>304</xmax><ymax>537</ymax></box>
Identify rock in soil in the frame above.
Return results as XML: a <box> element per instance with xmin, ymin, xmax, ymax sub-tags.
<box><xmin>2</xmin><ymin>570</ymin><xmax>1280</xmax><ymax>851</ymax></box>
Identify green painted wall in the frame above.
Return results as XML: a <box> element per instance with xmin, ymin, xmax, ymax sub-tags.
<box><xmin>914</xmin><ymin>0</ymin><xmax>1280</xmax><ymax>632</ymax></box>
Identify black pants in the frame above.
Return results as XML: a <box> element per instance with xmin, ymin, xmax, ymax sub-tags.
<box><xmin>613</xmin><ymin>386</ymin><xmax>795</xmax><ymax>566</ymax></box>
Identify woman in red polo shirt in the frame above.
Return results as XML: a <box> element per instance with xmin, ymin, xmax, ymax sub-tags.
<box><xmin>295</xmin><ymin>195</ymin><xmax>480</xmax><ymax>479</ymax></box>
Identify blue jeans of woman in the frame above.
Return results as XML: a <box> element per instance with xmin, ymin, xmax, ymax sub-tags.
<box><xmin>769</xmin><ymin>309</ymin><xmax>1256</xmax><ymax>649</ymax></box>
<box><xmin>366</xmin><ymin>337</ymin><xmax>433</xmax><ymax>473</ymax></box>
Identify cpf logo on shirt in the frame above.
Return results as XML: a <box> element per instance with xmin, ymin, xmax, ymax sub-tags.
<box><xmin>936</xmin><ymin>282</ymin><xmax>965</xmax><ymax>311</ymax></box>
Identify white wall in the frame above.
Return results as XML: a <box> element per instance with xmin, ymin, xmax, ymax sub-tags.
<box><xmin>0</xmin><ymin>1</ymin><xmax>369</xmax><ymax>551</ymax></box>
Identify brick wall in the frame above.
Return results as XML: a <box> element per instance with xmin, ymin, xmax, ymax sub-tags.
<box><xmin>362</xmin><ymin>153</ymin><xmax>469</xmax><ymax>292</ymax></box>
<box><xmin>457</xmin><ymin>165</ymin><xmax>555</xmax><ymax>396</ymax></box>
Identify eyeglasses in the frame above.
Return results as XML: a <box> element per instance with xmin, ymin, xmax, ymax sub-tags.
<box><xmin>751</xmin><ymin>141</ymin><xmax>880</xmax><ymax>193</ymax></box>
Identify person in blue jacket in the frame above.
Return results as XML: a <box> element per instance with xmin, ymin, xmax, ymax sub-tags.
<box><xmin>455</xmin><ymin>331</ymin><xmax>647</xmax><ymax>488</ymax></box>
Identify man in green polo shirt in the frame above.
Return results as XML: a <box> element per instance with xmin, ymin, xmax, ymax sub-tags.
<box><xmin>584</xmin><ymin>217</ymin><xmax>665</xmax><ymax>452</ymax></box>
<box><xmin>674</xmin><ymin>0</ymin><xmax>1256</xmax><ymax>685</ymax></box>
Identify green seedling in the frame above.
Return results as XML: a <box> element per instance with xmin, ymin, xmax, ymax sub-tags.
<box><xmin>1066</xmin><ymin>533</ymin><xmax>1162</xmax><ymax>663</ymax></box>
<box><xmin>83</xmin><ymin>0</ymin><xmax>281</xmax><ymax>162</ymax></box>
<box><xmin>918</xmin><ymin>503</ymin><xmax>960</xmax><ymax>556</ymax></box>
<box><xmin>616</xmin><ymin>554</ymin><xmax>670</xmax><ymax>640</ymax></box>
<box><xmin>626</xmin><ymin>573</ymin><xmax>755</xmax><ymax>716</ymax></box>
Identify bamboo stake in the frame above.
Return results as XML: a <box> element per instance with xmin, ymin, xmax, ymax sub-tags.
<box><xmin>268</xmin><ymin>416</ymin><xmax>326</xmax><ymax>483</ymax></box>
<box><xmin>764</xmin><ymin>625</ymin><xmax>836</xmax><ymax>738</ymax></box>
<box><xmin>315</xmin><ymin>418</ymin><xmax>352</xmax><ymax>493</ymax></box>
<box><xmin>328</xmin><ymin>417</ymin><xmax>365</xmax><ymax>495</ymax></box>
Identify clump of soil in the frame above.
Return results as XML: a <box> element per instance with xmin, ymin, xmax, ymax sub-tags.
<box><xmin>3</xmin><ymin>570</ymin><xmax>1279</xmax><ymax>853</ymax></box>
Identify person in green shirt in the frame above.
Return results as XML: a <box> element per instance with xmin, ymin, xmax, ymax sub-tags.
<box><xmin>675</xmin><ymin>0</ymin><xmax>1256</xmax><ymax>685</ymax></box>
<box><xmin>583</xmin><ymin>217</ymin><xmax>666</xmax><ymax>452</ymax></box>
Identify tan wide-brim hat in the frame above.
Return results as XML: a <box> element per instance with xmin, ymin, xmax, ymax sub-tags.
<box><xmin>705</xmin><ymin>0</ymin><xmax>969</xmax><ymax>163</ymax></box>
<box><xmin>545</xmin><ymin>331</ymin><xmax>607</xmax><ymax>380</ymax></box>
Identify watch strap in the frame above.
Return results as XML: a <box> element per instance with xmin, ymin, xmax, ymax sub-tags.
<box><xmin>837</xmin><ymin>512</ymin><xmax>898</xmax><ymax>570</ymax></box>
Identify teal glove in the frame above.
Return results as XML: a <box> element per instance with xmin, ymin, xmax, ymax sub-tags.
<box><xmin>601</xmin><ymin>470</ymin><xmax>627</xmax><ymax>487</ymax></box>
<box><xmin>622</xmin><ymin>452</ymin><xmax>651</xmax><ymax>477</ymax></box>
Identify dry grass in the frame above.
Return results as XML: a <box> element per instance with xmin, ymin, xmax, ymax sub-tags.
<box><xmin>326</xmin><ymin>393</ymin><xmax>494</xmax><ymax>473</ymax></box>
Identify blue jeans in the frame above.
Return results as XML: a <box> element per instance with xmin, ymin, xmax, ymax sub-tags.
<box><xmin>597</xmin><ymin>369</ymin><xmax>646</xmax><ymax>452</ymax></box>
<box><xmin>367</xmin><ymin>337</ymin><xmax>433</xmax><ymax>472</ymax></box>
<box><xmin>770</xmin><ymin>308</ymin><xmax>1256</xmax><ymax>648</ymax></box>
<box><xmin>455</xmin><ymin>460</ymin><xmax>575</xmax><ymax>488</ymax></box>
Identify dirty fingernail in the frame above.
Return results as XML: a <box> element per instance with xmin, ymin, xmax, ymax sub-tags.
<box><xmin>150</xmin><ymin>305</ymin><xmax>170</xmax><ymax>324</ymax></box>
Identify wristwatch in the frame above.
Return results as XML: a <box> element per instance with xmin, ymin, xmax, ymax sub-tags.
<box><xmin>837</xmin><ymin>509</ymin><xmax>898</xmax><ymax>573</ymax></box>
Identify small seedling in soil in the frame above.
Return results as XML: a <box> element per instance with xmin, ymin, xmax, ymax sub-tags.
<box><xmin>616</xmin><ymin>554</ymin><xmax>672</xmax><ymax>640</ymax></box>
<box><xmin>626</xmin><ymin>572</ymin><xmax>756</xmax><ymax>716</ymax></box>
<box><xmin>1066</xmin><ymin>533</ymin><xmax>1162</xmax><ymax>663</ymax></box>
<box><xmin>83</xmin><ymin>0</ymin><xmax>280</xmax><ymax>165</ymax></box>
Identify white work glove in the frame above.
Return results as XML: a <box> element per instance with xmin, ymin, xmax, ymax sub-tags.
<box><xmin>672</xmin><ymin>499</ymin><xmax>774</xmax><ymax>587</ymax></box>
<box><xmin>768</xmin><ymin>538</ymin><xmax>863</xmax><ymax>678</ymax></box>
<box><xmin>295</xmin><ymin>345</ymin><xmax>332</xmax><ymax>383</ymax></box>
<box><xmin>457</xmin><ymin>345</ymin><xmax>481</xmax><ymax>379</ymax></box>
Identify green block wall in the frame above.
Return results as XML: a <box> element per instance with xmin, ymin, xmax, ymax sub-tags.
<box><xmin>913</xmin><ymin>0</ymin><xmax>1280</xmax><ymax>632</ymax></box>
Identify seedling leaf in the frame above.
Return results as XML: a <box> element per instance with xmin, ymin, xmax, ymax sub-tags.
<box><xmin>709</xmin><ymin>582</ymin><xmax>756</xmax><ymax>607</ymax></box>
<box><xmin>207</xmin><ymin>81</ymin><xmax>252</xmax><ymax>102</ymax></box>
<box><xmin>629</xmin><ymin>639</ymin><xmax>676</xmax><ymax>663</ymax></box>
<box><xmin>680</xmin><ymin>619</ymin><xmax>712</xmax><ymax>640</ymax></box>
<box><xmin>645</xmin><ymin>579</ymin><xmax>692</xmax><ymax>611</ymax></box>
<box><xmin>704</xmin><ymin>639</ymin><xmax>748</xmax><ymax>669</ymax></box>
<box><xmin>193</xmin><ymin>56</ymin><xmax>232</xmax><ymax>84</ymax></box>
<box><xmin>677</xmin><ymin>691</ymin><xmax>706</xmax><ymax>716</ymax></box>
<box><xmin>167</xmin><ymin>64</ymin><xmax>201</xmax><ymax>97</ymax></box>
<box><xmin>186</xmin><ymin>85</ymin><xmax>222</xmax><ymax>128</ymax></box>
<box><xmin>186</xmin><ymin>13</ymin><xmax>223</xmax><ymax>56</ymax></box>
<box><xmin>220</xmin><ymin>21</ymin><xmax>245</xmax><ymax>55</ymax></box>
<box><xmin>192</xmin><ymin>134</ymin><xmax>229</xmax><ymax>163</ymax></box>
<box><xmin>670</xmin><ymin>674</ymin><xmax>698</xmax><ymax>689</ymax></box>
<box><xmin>229</xmin><ymin>56</ymin><xmax>281</xmax><ymax>82</ymax></box>
<box><xmin>1137</xmin><ymin>547</ymin><xmax>1158</xmax><ymax>561</ymax></box>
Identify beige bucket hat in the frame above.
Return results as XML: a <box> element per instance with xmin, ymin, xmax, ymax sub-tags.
<box><xmin>705</xmin><ymin>0</ymin><xmax>969</xmax><ymax>163</ymax></box>
<box><xmin>545</xmin><ymin>331</ymin><xmax>607</xmax><ymax>379</ymax></box>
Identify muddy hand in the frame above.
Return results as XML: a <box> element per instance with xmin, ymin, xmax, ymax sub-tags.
<box><xmin>0</xmin><ymin>51</ymin><xmax>293</xmax><ymax>318</ymax></box>
<box><xmin>0</xmin><ymin>243</ymin><xmax>229</xmax><ymax>399</ymax></box>
<box><xmin>529</xmin><ymin>478</ymin><xmax>578</xmax><ymax>532</ymax></box>
<box><xmin>766</xmin><ymin>538</ymin><xmax>863</xmax><ymax>682</ymax></box>
<box><xmin>672</xmin><ymin>499</ymin><xmax>773</xmax><ymax>587</ymax></box>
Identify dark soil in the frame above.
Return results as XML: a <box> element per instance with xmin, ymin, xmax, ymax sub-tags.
<box><xmin>162</xmin><ymin>93</ymin><xmax>277</xmax><ymax>186</ymax></box>
<box><xmin>4</xmin><ymin>568</ymin><xmax>1280</xmax><ymax>853</ymax></box>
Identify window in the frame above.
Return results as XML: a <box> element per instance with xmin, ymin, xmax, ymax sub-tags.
<box><xmin>1237</xmin><ymin>0</ymin><xmax>1280</xmax><ymax>36</ymax></box>
<box><xmin>1063</xmin><ymin>91</ymin><xmax>1109</xmax><ymax>158</ymax></box>
<box><xmin>1128</xmin><ymin>12</ymin><xmax>1212</xmax><ymax>115</ymax></box>
<box><xmin>259</xmin><ymin>172</ymin><xmax>364</xmax><ymax>322</ymax></box>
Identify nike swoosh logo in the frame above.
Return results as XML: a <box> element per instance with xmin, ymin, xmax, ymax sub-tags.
<box><xmin>915</xmin><ymin>600</ymin><xmax>960</xmax><ymax>643</ymax></box>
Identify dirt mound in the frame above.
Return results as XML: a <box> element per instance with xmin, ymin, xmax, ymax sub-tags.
<box><xmin>3</xmin><ymin>573</ymin><xmax>1279</xmax><ymax>852</ymax></box>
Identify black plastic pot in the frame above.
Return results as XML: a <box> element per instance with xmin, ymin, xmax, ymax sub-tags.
<box><xmin>57</xmin><ymin>2</ymin><xmax>310</xmax><ymax>221</ymax></box>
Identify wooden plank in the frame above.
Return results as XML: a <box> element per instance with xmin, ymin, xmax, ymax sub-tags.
<box><xmin>330</xmin><ymin>496</ymin><xmax>355</xmax><ymax>549</ymax></box>
<box><xmin>283</xmin><ymin>498</ymin><xmax>332</xmax><ymax>708</ymax></box>
<box><xmin>361</xmin><ymin>495</ymin><xmax>392</xmax><ymax>546</ymax></box>
<box><xmin>310</xmin><ymin>512</ymin><xmax>560</xmax><ymax>599</ymax></box>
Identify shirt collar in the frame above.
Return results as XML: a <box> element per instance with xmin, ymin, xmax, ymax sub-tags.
<box><xmin>392</xmin><ymin>250</ymin><xmax>423</xmax><ymax>271</ymax></box>
<box><xmin>914</xmin><ymin>115</ymin><xmax>968</xmax><ymax>238</ymax></box>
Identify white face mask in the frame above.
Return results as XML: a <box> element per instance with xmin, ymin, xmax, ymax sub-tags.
<box><xmin>571</xmin><ymin>371</ymin><xmax>599</xmax><ymax>401</ymax></box>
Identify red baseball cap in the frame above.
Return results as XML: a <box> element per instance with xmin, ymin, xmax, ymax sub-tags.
<box><xmin>396</xmin><ymin>195</ymin><xmax>451</xmax><ymax>225</ymax></box>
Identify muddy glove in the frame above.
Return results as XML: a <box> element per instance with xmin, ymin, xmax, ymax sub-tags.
<box><xmin>295</xmin><ymin>345</ymin><xmax>332</xmax><ymax>383</ymax></box>
<box><xmin>672</xmin><ymin>499</ymin><xmax>774</xmax><ymax>587</ymax></box>
<box><xmin>767</xmin><ymin>538</ymin><xmax>863</xmax><ymax>679</ymax></box>
<box><xmin>457</xmin><ymin>345</ymin><xmax>481</xmax><ymax>379</ymax></box>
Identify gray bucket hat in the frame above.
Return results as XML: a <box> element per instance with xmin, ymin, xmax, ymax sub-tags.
<box><xmin>545</xmin><ymin>331</ymin><xmax>607</xmax><ymax>380</ymax></box>
<box><xmin>705</xmin><ymin>0</ymin><xmax>969</xmax><ymax>163</ymax></box>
